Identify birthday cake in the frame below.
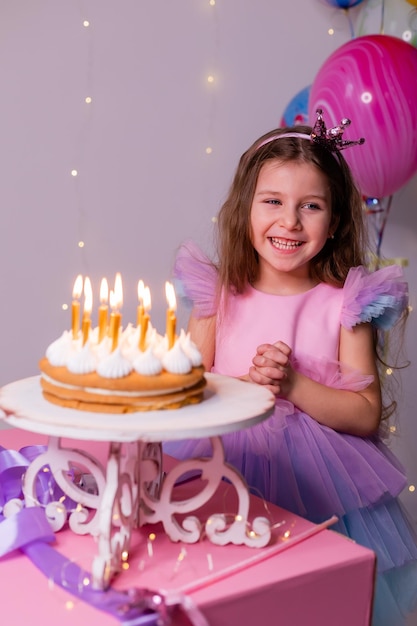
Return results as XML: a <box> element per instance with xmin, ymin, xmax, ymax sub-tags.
<box><xmin>39</xmin><ymin>325</ymin><xmax>206</xmax><ymax>413</ymax></box>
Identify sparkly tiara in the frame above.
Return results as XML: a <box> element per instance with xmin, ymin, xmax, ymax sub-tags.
<box><xmin>257</xmin><ymin>109</ymin><xmax>365</xmax><ymax>152</ymax></box>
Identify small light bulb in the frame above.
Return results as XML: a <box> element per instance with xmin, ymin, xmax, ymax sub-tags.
<box><xmin>211</xmin><ymin>216</ymin><xmax>218</xmax><ymax>223</ymax></box>
<box><xmin>209</xmin><ymin>0</ymin><xmax>216</xmax><ymax>5</ymax></box>
<box><xmin>205</xmin><ymin>146</ymin><xmax>212</xmax><ymax>154</ymax></box>
<box><xmin>78</xmin><ymin>241</ymin><xmax>85</xmax><ymax>248</ymax></box>
<box><xmin>389</xmin><ymin>425</ymin><xmax>396</xmax><ymax>433</ymax></box>
<box><xmin>71</xmin><ymin>169</ymin><xmax>78</xmax><ymax>177</ymax></box>
<box><xmin>409</xmin><ymin>485</ymin><xmax>416</xmax><ymax>493</ymax></box>
<box><xmin>207</xmin><ymin>75</ymin><xmax>214</xmax><ymax>83</ymax></box>
<box><xmin>62</xmin><ymin>303</ymin><xmax>68</xmax><ymax>311</ymax></box>
<box><xmin>83</xmin><ymin>20</ymin><xmax>90</xmax><ymax>28</ymax></box>
<box><xmin>328</xmin><ymin>28</ymin><xmax>334</xmax><ymax>36</ymax></box>
<box><xmin>85</xmin><ymin>96</ymin><xmax>92</xmax><ymax>104</ymax></box>
<box><xmin>386</xmin><ymin>368</ymin><xmax>393</xmax><ymax>376</ymax></box>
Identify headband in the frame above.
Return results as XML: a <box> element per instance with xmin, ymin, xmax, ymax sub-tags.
<box><xmin>257</xmin><ymin>109</ymin><xmax>365</xmax><ymax>153</ymax></box>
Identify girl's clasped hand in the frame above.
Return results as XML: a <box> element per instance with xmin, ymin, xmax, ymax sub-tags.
<box><xmin>249</xmin><ymin>341</ymin><xmax>292</xmax><ymax>396</ymax></box>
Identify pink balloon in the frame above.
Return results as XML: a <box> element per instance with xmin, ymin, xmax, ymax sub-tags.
<box><xmin>309</xmin><ymin>34</ymin><xmax>417</xmax><ymax>198</ymax></box>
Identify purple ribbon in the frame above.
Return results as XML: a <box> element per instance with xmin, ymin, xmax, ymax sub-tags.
<box><xmin>0</xmin><ymin>445</ymin><xmax>208</xmax><ymax>626</ymax></box>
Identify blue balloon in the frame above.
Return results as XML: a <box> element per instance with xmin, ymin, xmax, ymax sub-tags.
<box><xmin>323</xmin><ymin>0</ymin><xmax>365</xmax><ymax>7</ymax></box>
<box><xmin>280</xmin><ymin>85</ymin><xmax>311</xmax><ymax>127</ymax></box>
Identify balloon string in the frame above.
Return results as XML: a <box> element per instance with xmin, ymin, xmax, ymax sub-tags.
<box><xmin>380</xmin><ymin>0</ymin><xmax>385</xmax><ymax>34</ymax></box>
<box><xmin>376</xmin><ymin>195</ymin><xmax>393</xmax><ymax>260</ymax></box>
<box><xmin>343</xmin><ymin>9</ymin><xmax>355</xmax><ymax>39</ymax></box>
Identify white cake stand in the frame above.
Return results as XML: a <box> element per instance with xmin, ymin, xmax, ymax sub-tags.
<box><xmin>0</xmin><ymin>373</ymin><xmax>275</xmax><ymax>589</ymax></box>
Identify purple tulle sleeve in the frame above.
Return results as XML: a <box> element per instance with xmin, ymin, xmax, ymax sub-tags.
<box><xmin>341</xmin><ymin>265</ymin><xmax>408</xmax><ymax>330</ymax></box>
<box><xmin>173</xmin><ymin>241</ymin><xmax>218</xmax><ymax>319</ymax></box>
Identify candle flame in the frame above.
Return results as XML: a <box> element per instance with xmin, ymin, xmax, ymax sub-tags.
<box><xmin>100</xmin><ymin>278</ymin><xmax>109</xmax><ymax>304</ymax></box>
<box><xmin>165</xmin><ymin>281</ymin><xmax>176</xmax><ymax>311</ymax></box>
<box><xmin>83</xmin><ymin>277</ymin><xmax>93</xmax><ymax>314</ymax></box>
<box><xmin>72</xmin><ymin>274</ymin><xmax>83</xmax><ymax>299</ymax></box>
<box><xmin>113</xmin><ymin>273</ymin><xmax>123</xmax><ymax>309</ymax></box>
<box><xmin>137</xmin><ymin>279</ymin><xmax>145</xmax><ymax>304</ymax></box>
<box><xmin>143</xmin><ymin>286</ymin><xmax>151</xmax><ymax>312</ymax></box>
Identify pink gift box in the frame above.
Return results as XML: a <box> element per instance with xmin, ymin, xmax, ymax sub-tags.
<box><xmin>0</xmin><ymin>427</ymin><xmax>375</xmax><ymax>626</ymax></box>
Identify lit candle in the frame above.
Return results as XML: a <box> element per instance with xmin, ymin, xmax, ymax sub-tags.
<box><xmin>137</xmin><ymin>279</ymin><xmax>145</xmax><ymax>327</ymax></box>
<box><xmin>71</xmin><ymin>274</ymin><xmax>83</xmax><ymax>339</ymax></box>
<box><xmin>139</xmin><ymin>286</ymin><xmax>151</xmax><ymax>351</ymax></box>
<box><xmin>98</xmin><ymin>277</ymin><xmax>109</xmax><ymax>343</ymax></box>
<box><xmin>165</xmin><ymin>281</ymin><xmax>177</xmax><ymax>350</ymax></box>
<box><xmin>82</xmin><ymin>277</ymin><xmax>93</xmax><ymax>346</ymax></box>
<box><xmin>109</xmin><ymin>273</ymin><xmax>123</xmax><ymax>352</ymax></box>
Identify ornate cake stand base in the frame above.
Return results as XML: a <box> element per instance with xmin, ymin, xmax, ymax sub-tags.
<box><xmin>22</xmin><ymin>435</ymin><xmax>271</xmax><ymax>589</ymax></box>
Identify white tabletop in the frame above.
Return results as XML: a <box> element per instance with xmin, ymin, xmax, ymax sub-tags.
<box><xmin>0</xmin><ymin>373</ymin><xmax>275</xmax><ymax>443</ymax></box>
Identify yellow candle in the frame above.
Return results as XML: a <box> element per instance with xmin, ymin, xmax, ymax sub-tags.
<box><xmin>139</xmin><ymin>286</ymin><xmax>151</xmax><ymax>351</ymax></box>
<box><xmin>82</xmin><ymin>277</ymin><xmax>93</xmax><ymax>346</ymax></box>
<box><xmin>165</xmin><ymin>281</ymin><xmax>177</xmax><ymax>350</ymax></box>
<box><xmin>71</xmin><ymin>274</ymin><xmax>83</xmax><ymax>339</ymax></box>
<box><xmin>137</xmin><ymin>279</ymin><xmax>145</xmax><ymax>327</ymax></box>
<box><xmin>110</xmin><ymin>273</ymin><xmax>123</xmax><ymax>352</ymax></box>
<box><xmin>108</xmin><ymin>290</ymin><xmax>116</xmax><ymax>342</ymax></box>
<box><xmin>110</xmin><ymin>311</ymin><xmax>121</xmax><ymax>352</ymax></box>
<box><xmin>98</xmin><ymin>277</ymin><xmax>109</xmax><ymax>343</ymax></box>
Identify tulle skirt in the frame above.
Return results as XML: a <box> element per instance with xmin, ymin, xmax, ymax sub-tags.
<box><xmin>164</xmin><ymin>405</ymin><xmax>417</xmax><ymax>626</ymax></box>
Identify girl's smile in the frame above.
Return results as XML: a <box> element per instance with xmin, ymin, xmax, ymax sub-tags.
<box><xmin>250</xmin><ymin>160</ymin><xmax>333</xmax><ymax>293</ymax></box>
<box><xmin>269</xmin><ymin>236</ymin><xmax>304</xmax><ymax>251</ymax></box>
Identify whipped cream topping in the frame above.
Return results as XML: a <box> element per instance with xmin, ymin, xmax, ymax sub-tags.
<box><xmin>97</xmin><ymin>347</ymin><xmax>133</xmax><ymax>379</ymax></box>
<box><xmin>44</xmin><ymin>323</ymin><xmax>202</xmax><ymax>378</ymax></box>
<box><xmin>67</xmin><ymin>343</ymin><xmax>98</xmax><ymax>374</ymax></box>
<box><xmin>178</xmin><ymin>329</ymin><xmax>203</xmax><ymax>367</ymax></box>
<box><xmin>162</xmin><ymin>340</ymin><xmax>193</xmax><ymax>375</ymax></box>
<box><xmin>45</xmin><ymin>331</ymin><xmax>76</xmax><ymax>367</ymax></box>
<box><xmin>133</xmin><ymin>346</ymin><xmax>163</xmax><ymax>376</ymax></box>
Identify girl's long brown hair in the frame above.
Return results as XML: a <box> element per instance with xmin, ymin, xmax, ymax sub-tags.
<box><xmin>214</xmin><ymin>126</ymin><xmax>408</xmax><ymax>425</ymax></box>
<box><xmin>216</xmin><ymin>125</ymin><xmax>367</xmax><ymax>294</ymax></box>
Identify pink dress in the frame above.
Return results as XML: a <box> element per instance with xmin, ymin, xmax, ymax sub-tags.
<box><xmin>166</xmin><ymin>242</ymin><xmax>417</xmax><ymax>626</ymax></box>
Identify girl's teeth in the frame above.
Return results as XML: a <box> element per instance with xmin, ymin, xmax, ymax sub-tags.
<box><xmin>270</xmin><ymin>238</ymin><xmax>302</xmax><ymax>250</ymax></box>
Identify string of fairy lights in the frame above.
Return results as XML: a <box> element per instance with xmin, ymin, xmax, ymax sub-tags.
<box><xmin>62</xmin><ymin>2</ymin><xmax>221</xmax><ymax>317</ymax></box>
<box><xmin>60</xmin><ymin>15</ymin><xmax>93</xmax><ymax>319</ymax></box>
<box><xmin>324</xmin><ymin>3</ymin><xmax>416</xmax><ymax>501</ymax></box>
<box><xmin>205</xmin><ymin>0</ymin><xmax>220</xmax><ymax>228</ymax></box>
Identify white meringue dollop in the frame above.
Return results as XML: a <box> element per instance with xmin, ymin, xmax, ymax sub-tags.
<box><xmin>97</xmin><ymin>347</ymin><xmax>133</xmax><ymax>379</ymax></box>
<box><xmin>44</xmin><ymin>321</ymin><xmax>202</xmax><ymax>378</ymax></box>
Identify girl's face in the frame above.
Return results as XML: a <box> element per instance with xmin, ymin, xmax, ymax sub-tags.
<box><xmin>250</xmin><ymin>159</ymin><xmax>333</xmax><ymax>293</ymax></box>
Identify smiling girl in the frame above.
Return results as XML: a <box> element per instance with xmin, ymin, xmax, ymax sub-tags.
<box><xmin>167</xmin><ymin>113</ymin><xmax>417</xmax><ymax>625</ymax></box>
